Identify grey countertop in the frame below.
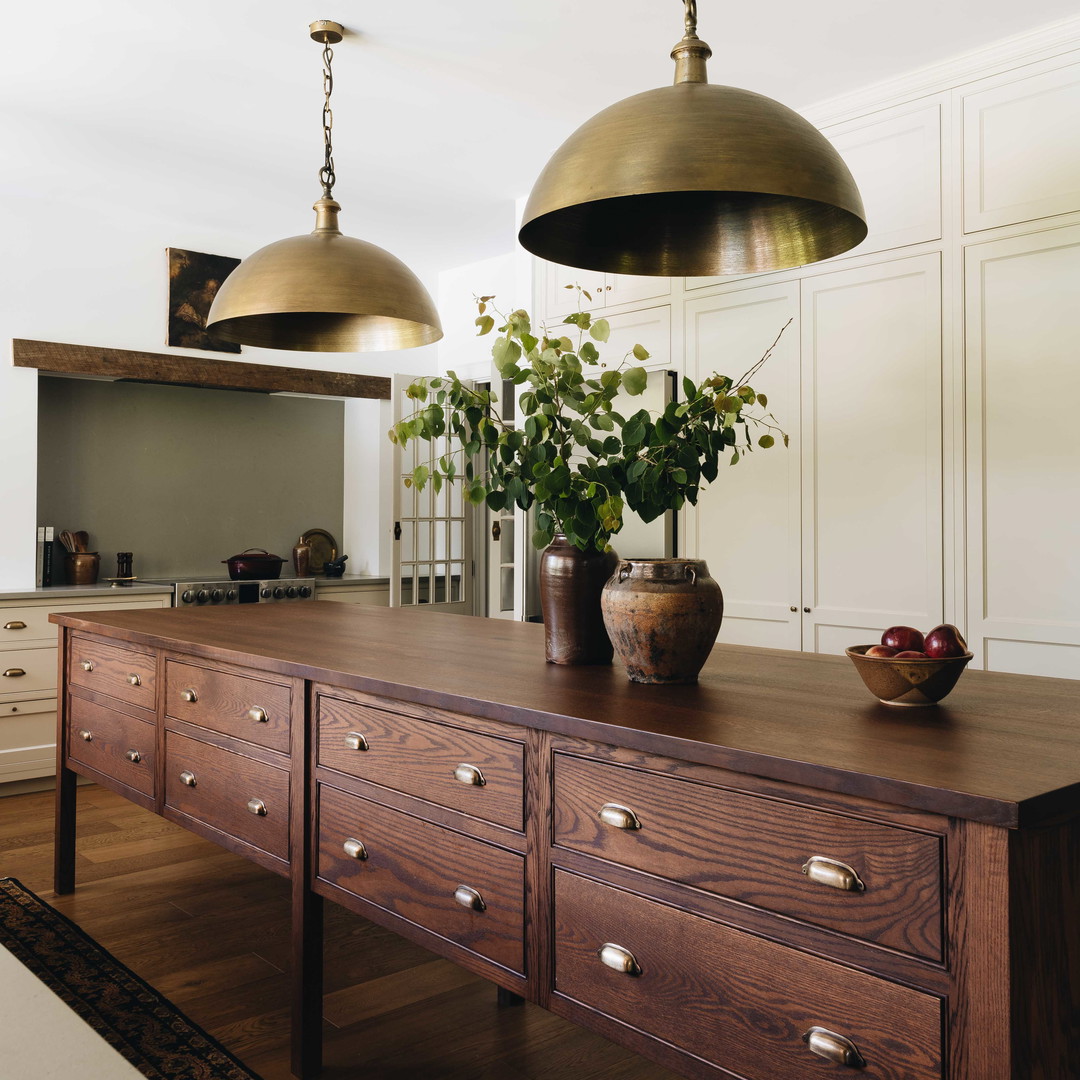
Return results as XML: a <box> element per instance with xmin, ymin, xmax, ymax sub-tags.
<box><xmin>0</xmin><ymin>583</ymin><xmax>175</xmax><ymax>602</ymax></box>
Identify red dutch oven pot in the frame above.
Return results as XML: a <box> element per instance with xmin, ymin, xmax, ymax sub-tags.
<box><xmin>222</xmin><ymin>548</ymin><xmax>286</xmax><ymax>581</ymax></box>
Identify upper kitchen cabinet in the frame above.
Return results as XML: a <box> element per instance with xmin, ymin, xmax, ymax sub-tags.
<box><xmin>539</xmin><ymin>260</ymin><xmax>671</xmax><ymax>322</ymax></box>
<box><xmin>684</xmin><ymin>283</ymin><xmax>802</xmax><ymax>650</ymax></box>
<box><xmin>963</xmin><ymin>59</ymin><xmax>1080</xmax><ymax>233</ymax></box>
<box><xmin>685</xmin><ymin>99</ymin><xmax>943</xmax><ymax>292</ymax></box>
<box><xmin>800</xmin><ymin>253</ymin><xmax>943</xmax><ymax>655</ymax></box>
<box><xmin>964</xmin><ymin>224</ymin><xmax>1080</xmax><ymax>677</ymax></box>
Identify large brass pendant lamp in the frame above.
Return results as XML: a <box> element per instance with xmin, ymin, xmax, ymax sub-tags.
<box><xmin>518</xmin><ymin>1</ymin><xmax>867</xmax><ymax>277</ymax></box>
<box><xmin>206</xmin><ymin>21</ymin><xmax>442</xmax><ymax>352</ymax></box>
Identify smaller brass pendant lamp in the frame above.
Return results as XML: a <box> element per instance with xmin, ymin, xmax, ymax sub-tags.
<box><xmin>518</xmin><ymin>0</ymin><xmax>868</xmax><ymax>277</ymax></box>
<box><xmin>206</xmin><ymin>20</ymin><xmax>442</xmax><ymax>352</ymax></box>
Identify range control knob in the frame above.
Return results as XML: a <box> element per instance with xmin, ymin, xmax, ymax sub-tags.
<box><xmin>181</xmin><ymin>589</ymin><xmax>196</xmax><ymax>604</ymax></box>
<box><xmin>196</xmin><ymin>589</ymin><xmax>210</xmax><ymax>604</ymax></box>
<box><xmin>260</xmin><ymin>587</ymin><xmax>273</xmax><ymax>599</ymax></box>
<box><xmin>286</xmin><ymin>586</ymin><xmax>298</xmax><ymax>598</ymax></box>
<box><xmin>226</xmin><ymin>589</ymin><xmax>237</xmax><ymax>602</ymax></box>
<box><xmin>273</xmin><ymin>586</ymin><xmax>286</xmax><ymax>599</ymax></box>
<box><xmin>211</xmin><ymin>589</ymin><xmax>224</xmax><ymax>603</ymax></box>
<box><xmin>298</xmin><ymin>585</ymin><xmax>312</xmax><ymax>598</ymax></box>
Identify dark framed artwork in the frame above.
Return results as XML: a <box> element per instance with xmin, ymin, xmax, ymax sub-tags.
<box><xmin>167</xmin><ymin>248</ymin><xmax>241</xmax><ymax>353</ymax></box>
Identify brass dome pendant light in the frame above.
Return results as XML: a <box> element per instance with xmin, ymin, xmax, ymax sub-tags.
<box><xmin>519</xmin><ymin>0</ymin><xmax>867</xmax><ymax>277</ymax></box>
<box><xmin>206</xmin><ymin>20</ymin><xmax>442</xmax><ymax>352</ymax></box>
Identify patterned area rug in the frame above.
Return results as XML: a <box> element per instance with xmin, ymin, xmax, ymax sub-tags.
<box><xmin>0</xmin><ymin>877</ymin><xmax>262</xmax><ymax>1080</ymax></box>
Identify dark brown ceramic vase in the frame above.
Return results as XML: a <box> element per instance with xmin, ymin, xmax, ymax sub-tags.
<box><xmin>539</xmin><ymin>535</ymin><xmax>619</xmax><ymax>665</ymax></box>
<box><xmin>601</xmin><ymin>558</ymin><xmax>723</xmax><ymax>684</ymax></box>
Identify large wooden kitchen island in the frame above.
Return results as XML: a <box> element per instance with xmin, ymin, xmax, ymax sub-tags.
<box><xmin>51</xmin><ymin>602</ymin><xmax>1080</xmax><ymax>1080</ymax></box>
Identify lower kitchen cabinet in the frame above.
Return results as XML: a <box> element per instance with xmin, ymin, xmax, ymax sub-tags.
<box><xmin>314</xmin><ymin>578</ymin><xmax>389</xmax><ymax>606</ymax></box>
<box><xmin>52</xmin><ymin>604</ymin><xmax>1080</xmax><ymax>1079</ymax></box>
<box><xmin>0</xmin><ymin>590</ymin><xmax>169</xmax><ymax>785</ymax></box>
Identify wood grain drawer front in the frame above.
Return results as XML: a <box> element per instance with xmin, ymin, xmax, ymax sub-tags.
<box><xmin>555</xmin><ymin>871</ymin><xmax>942</xmax><ymax>1080</ymax></box>
<box><xmin>553</xmin><ymin>754</ymin><xmax>943</xmax><ymax>961</ymax></box>
<box><xmin>67</xmin><ymin>696</ymin><xmax>155</xmax><ymax>796</ymax></box>
<box><xmin>164</xmin><ymin>731</ymin><xmax>289</xmax><ymax>861</ymax></box>
<box><xmin>317</xmin><ymin>696</ymin><xmax>524</xmax><ymax>830</ymax></box>
<box><xmin>166</xmin><ymin>661</ymin><xmax>291</xmax><ymax>753</ymax></box>
<box><xmin>0</xmin><ymin>647</ymin><xmax>57</xmax><ymax>701</ymax></box>
<box><xmin>317</xmin><ymin>784</ymin><xmax>525</xmax><ymax>975</ymax></box>
<box><xmin>69</xmin><ymin>635</ymin><xmax>156</xmax><ymax>709</ymax></box>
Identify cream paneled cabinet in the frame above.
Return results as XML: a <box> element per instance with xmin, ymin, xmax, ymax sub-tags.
<box><xmin>964</xmin><ymin>224</ymin><xmax>1080</xmax><ymax>678</ymax></box>
<box><xmin>687</xmin><ymin>253</ymin><xmax>944</xmax><ymax>653</ymax></box>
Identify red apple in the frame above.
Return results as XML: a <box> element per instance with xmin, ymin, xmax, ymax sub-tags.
<box><xmin>865</xmin><ymin>645</ymin><xmax>898</xmax><ymax>657</ymax></box>
<box><xmin>924</xmin><ymin>624</ymin><xmax>968</xmax><ymax>658</ymax></box>
<box><xmin>894</xmin><ymin>650</ymin><xmax>929</xmax><ymax>658</ymax></box>
<box><xmin>882</xmin><ymin>625</ymin><xmax>925</xmax><ymax>652</ymax></box>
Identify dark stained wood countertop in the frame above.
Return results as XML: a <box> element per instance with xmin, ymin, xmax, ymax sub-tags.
<box><xmin>52</xmin><ymin>603</ymin><xmax>1080</xmax><ymax>829</ymax></box>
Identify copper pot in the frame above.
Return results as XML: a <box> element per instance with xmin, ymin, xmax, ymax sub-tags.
<box><xmin>601</xmin><ymin>558</ymin><xmax>723</xmax><ymax>684</ymax></box>
<box><xmin>222</xmin><ymin>548</ymin><xmax>286</xmax><ymax>581</ymax></box>
<box><xmin>64</xmin><ymin>551</ymin><xmax>101</xmax><ymax>586</ymax></box>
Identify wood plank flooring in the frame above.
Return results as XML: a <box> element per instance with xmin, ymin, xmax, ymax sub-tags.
<box><xmin>0</xmin><ymin>784</ymin><xmax>676</xmax><ymax>1079</ymax></box>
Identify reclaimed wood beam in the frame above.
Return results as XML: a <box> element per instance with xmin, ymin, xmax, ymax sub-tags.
<box><xmin>12</xmin><ymin>339</ymin><xmax>391</xmax><ymax>399</ymax></box>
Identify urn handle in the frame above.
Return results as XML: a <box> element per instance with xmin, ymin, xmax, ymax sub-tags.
<box><xmin>617</xmin><ymin>562</ymin><xmax>633</xmax><ymax>583</ymax></box>
<box><xmin>685</xmin><ymin>564</ymin><xmax>698</xmax><ymax>585</ymax></box>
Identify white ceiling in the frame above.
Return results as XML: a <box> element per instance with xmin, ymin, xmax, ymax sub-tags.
<box><xmin>4</xmin><ymin>0</ymin><xmax>1079</xmax><ymax>282</ymax></box>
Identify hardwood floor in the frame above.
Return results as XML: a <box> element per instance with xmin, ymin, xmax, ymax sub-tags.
<box><xmin>0</xmin><ymin>784</ymin><xmax>676</xmax><ymax>1080</ymax></box>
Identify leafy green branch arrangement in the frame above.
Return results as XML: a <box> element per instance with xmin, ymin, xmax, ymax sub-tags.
<box><xmin>390</xmin><ymin>294</ymin><xmax>651</xmax><ymax>553</ymax></box>
<box><xmin>618</xmin><ymin>319</ymin><xmax>791</xmax><ymax>524</ymax></box>
<box><xmin>389</xmin><ymin>293</ymin><xmax>789</xmax><ymax>554</ymax></box>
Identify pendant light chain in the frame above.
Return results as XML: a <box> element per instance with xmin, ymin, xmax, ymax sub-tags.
<box><xmin>320</xmin><ymin>39</ymin><xmax>336</xmax><ymax>199</ymax></box>
<box><xmin>683</xmin><ymin>0</ymin><xmax>698</xmax><ymax>39</ymax></box>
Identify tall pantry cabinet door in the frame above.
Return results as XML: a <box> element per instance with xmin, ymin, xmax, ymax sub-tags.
<box><xmin>684</xmin><ymin>284</ymin><xmax>801</xmax><ymax>650</ymax></box>
<box><xmin>964</xmin><ymin>226</ymin><xmax>1080</xmax><ymax>678</ymax></box>
<box><xmin>800</xmin><ymin>254</ymin><xmax>943</xmax><ymax>654</ymax></box>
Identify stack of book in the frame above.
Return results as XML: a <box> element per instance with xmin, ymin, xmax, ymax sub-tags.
<box><xmin>36</xmin><ymin>526</ymin><xmax>55</xmax><ymax>587</ymax></box>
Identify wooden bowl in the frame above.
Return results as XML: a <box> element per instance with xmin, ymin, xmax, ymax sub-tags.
<box><xmin>845</xmin><ymin>645</ymin><xmax>973</xmax><ymax>707</ymax></box>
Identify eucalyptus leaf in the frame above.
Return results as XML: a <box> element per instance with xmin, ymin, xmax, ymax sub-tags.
<box><xmin>623</xmin><ymin>367</ymin><xmax>648</xmax><ymax>396</ymax></box>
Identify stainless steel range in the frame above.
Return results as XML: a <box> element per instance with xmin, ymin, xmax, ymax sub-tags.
<box><xmin>144</xmin><ymin>577</ymin><xmax>316</xmax><ymax>606</ymax></box>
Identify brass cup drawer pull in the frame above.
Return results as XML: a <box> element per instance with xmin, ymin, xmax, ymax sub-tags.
<box><xmin>247</xmin><ymin>798</ymin><xmax>267</xmax><ymax>817</ymax></box>
<box><xmin>3</xmin><ymin>621</ymin><xmax>27</xmax><ymax>630</ymax></box>
<box><xmin>801</xmin><ymin>855</ymin><xmax>866</xmax><ymax>893</ymax></box>
<box><xmin>598</xmin><ymin>943</ymin><xmax>642</xmax><ymax>977</ymax></box>
<box><xmin>343</xmin><ymin>838</ymin><xmax>368</xmax><ymax>861</ymax></box>
<box><xmin>127</xmin><ymin>673</ymin><xmax>142</xmax><ymax>687</ymax></box>
<box><xmin>2</xmin><ymin>668</ymin><xmax>26</xmax><ymax>678</ymax></box>
<box><xmin>453</xmin><ymin>885</ymin><xmax>486</xmax><ymax>912</ymax></box>
<box><xmin>79</xmin><ymin>660</ymin><xmax>94</xmax><ymax>672</ymax></box>
<box><xmin>344</xmin><ymin>731</ymin><xmax>369</xmax><ymax>751</ymax></box>
<box><xmin>454</xmin><ymin>763</ymin><xmax>486</xmax><ymax>787</ymax></box>
<box><xmin>802</xmin><ymin>1027</ymin><xmax>866</xmax><ymax>1068</ymax></box>
<box><xmin>180</xmin><ymin>688</ymin><xmax>198</xmax><ymax>703</ymax></box>
<box><xmin>598</xmin><ymin>802</ymin><xmax>642</xmax><ymax>830</ymax></box>
<box><xmin>179</xmin><ymin>770</ymin><xmax>197</xmax><ymax>787</ymax></box>
<box><xmin>78</xmin><ymin>729</ymin><xmax>93</xmax><ymax>742</ymax></box>
<box><xmin>247</xmin><ymin>706</ymin><xmax>268</xmax><ymax>724</ymax></box>
<box><xmin>125</xmin><ymin>749</ymin><xmax>141</xmax><ymax>764</ymax></box>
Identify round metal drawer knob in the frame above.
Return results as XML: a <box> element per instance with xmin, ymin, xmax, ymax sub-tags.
<box><xmin>179</xmin><ymin>771</ymin><xmax>197</xmax><ymax>787</ymax></box>
<box><xmin>125</xmin><ymin>749</ymin><xmax>141</xmax><ymax>764</ymax></box>
<box><xmin>80</xmin><ymin>660</ymin><xmax>94</xmax><ymax>672</ymax></box>
<box><xmin>598</xmin><ymin>943</ymin><xmax>641</xmax><ymax>976</ymax></box>
<box><xmin>247</xmin><ymin>798</ymin><xmax>267</xmax><ymax>816</ymax></box>
<box><xmin>453</xmin><ymin>885</ymin><xmax>486</xmax><ymax>912</ymax></box>
<box><xmin>127</xmin><ymin>673</ymin><xmax>141</xmax><ymax>687</ymax></box>
<box><xmin>180</xmin><ymin>688</ymin><xmax>198</xmax><ymax>703</ymax></box>
<box><xmin>78</xmin><ymin>729</ymin><xmax>93</xmax><ymax>742</ymax></box>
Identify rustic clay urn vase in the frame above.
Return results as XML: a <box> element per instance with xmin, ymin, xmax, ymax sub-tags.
<box><xmin>539</xmin><ymin>535</ymin><xmax>619</xmax><ymax>665</ymax></box>
<box><xmin>601</xmin><ymin>558</ymin><xmax>723</xmax><ymax>684</ymax></box>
